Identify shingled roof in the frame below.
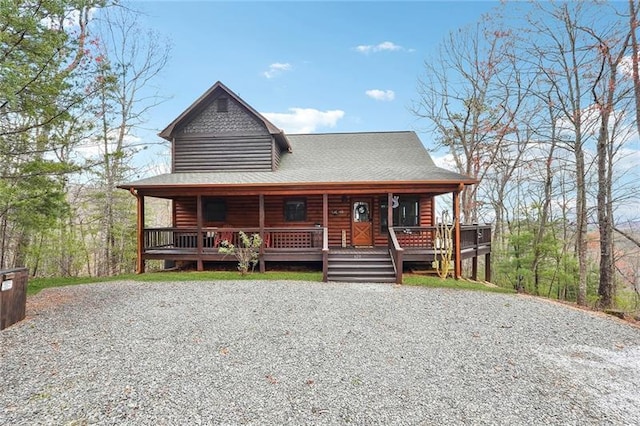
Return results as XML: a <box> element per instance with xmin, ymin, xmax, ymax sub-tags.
<box><xmin>121</xmin><ymin>131</ymin><xmax>475</xmax><ymax>189</ymax></box>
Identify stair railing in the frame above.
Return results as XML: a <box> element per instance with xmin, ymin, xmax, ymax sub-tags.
<box><xmin>322</xmin><ymin>227</ymin><xmax>329</xmax><ymax>282</ymax></box>
<box><xmin>388</xmin><ymin>227</ymin><xmax>404</xmax><ymax>284</ymax></box>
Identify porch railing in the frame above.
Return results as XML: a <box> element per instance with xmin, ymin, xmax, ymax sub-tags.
<box><xmin>391</xmin><ymin>225</ymin><xmax>492</xmax><ymax>251</ymax></box>
<box><xmin>389</xmin><ymin>224</ymin><xmax>492</xmax><ymax>283</ymax></box>
<box><xmin>265</xmin><ymin>227</ymin><xmax>325</xmax><ymax>249</ymax></box>
<box><xmin>142</xmin><ymin>225</ymin><xmax>490</xmax><ymax>282</ymax></box>
<box><xmin>143</xmin><ymin>227</ymin><xmax>326</xmax><ymax>252</ymax></box>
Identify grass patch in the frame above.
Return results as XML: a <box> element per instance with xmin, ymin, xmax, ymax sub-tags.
<box><xmin>27</xmin><ymin>270</ymin><xmax>323</xmax><ymax>296</ymax></box>
<box><xmin>131</xmin><ymin>270</ymin><xmax>323</xmax><ymax>283</ymax></box>
<box><xmin>28</xmin><ymin>276</ymin><xmax>122</xmax><ymax>296</ymax></box>
<box><xmin>28</xmin><ymin>270</ymin><xmax>513</xmax><ymax>297</ymax></box>
<box><xmin>403</xmin><ymin>274</ymin><xmax>515</xmax><ymax>294</ymax></box>
<box><xmin>614</xmin><ymin>287</ymin><xmax>640</xmax><ymax>313</ymax></box>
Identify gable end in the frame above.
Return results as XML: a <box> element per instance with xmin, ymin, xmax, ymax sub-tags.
<box><xmin>162</xmin><ymin>81</ymin><xmax>291</xmax><ymax>173</ymax></box>
<box><xmin>177</xmin><ymin>95</ymin><xmax>268</xmax><ymax>136</ymax></box>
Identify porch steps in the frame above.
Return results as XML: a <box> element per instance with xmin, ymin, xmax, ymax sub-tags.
<box><xmin>327</xmin><ymin>250</ymin><xmax>396</xmax><ymax>283</ymax></box>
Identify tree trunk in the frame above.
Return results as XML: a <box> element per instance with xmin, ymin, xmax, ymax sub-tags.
<box><xmin>629</xmin><ymin>0</ymin><xmax>640</xmax><ymax>138</ymax></box>
<box><xmin>596</xmin><ymin>126</ymin><xmax>614</xmax><ymax>308</ymax></box>
<box><xmin>0</xmin><ymin>215</ymin><xmax>8</xmax><ymax>269</ymax></box>
<box><xmin>589</xmin><ymin>28</ymin><xmax>629</xmax><ymax>309</ymax></box>
<box><xmin>12</xmin><ymin>229</ymin><xmax>29</xmax><ymax>268</ymax></box>
<box><xmin>531</xmin><ymin>104</ymin><xmax>558</xmax><ymax>297</ymax></box>
<box><xmin>575</xmin><ymin>139</ymin><xmax>588</xmax><ymax>306</ymax></box>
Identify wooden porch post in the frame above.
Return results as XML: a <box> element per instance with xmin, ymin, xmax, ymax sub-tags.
<box><xmin>453</xmin><ymin>187</ymin><xmax>462</xmax><ymax>279</ymax></box>
<box><xmin>472</xmin><ymin>257</ymin><xmax>478</xmax><ymax>281</ymax></box>
<box><xmin>259</xmin><ymin>194</ymin><xmax>265</xmax><ymax>273</ymax></box>
<box><xmin>472</xmin><ymin>225</ymin><xmax>479</xmax><ymax>280</ymax></box>
<box><xmin>136</xmin><ymin>191</ymin><xmax>145</xmax><ymax>274</ymax></box>
<box><xmin>322</xmin><ymin>193</ymin><xmax>328</xmax><ymax>282</ymax></box>
<box><xmin>388</xmin><ymin>192</ymin><xmax>404</xmax><ymax>284</ymax></box>
<box><xmin>387</xmin><ymin>193</ymin><xmax>393</xmax><ymax>231</ymax></box>
<box><xmin>485</xmin><ymin>253</ymin><xmax>492</xmax><ymax>282</ymax></box>
<box><xmin>196</xmin><ymin>195</ymin><xmax>203</xmax><ymax>271</ymax></box>
<box><xmin>431</xmin><ymin>196</ymin><xmax>436</xmax><ymax>226</ymax></box>
<box><xmin>322</xmin><ymin>193</ymin><xmax>328</xmax><ymax>228</ymax></box>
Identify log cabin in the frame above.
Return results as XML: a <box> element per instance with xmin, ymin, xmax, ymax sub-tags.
<box><xmin>118</xmin><ymin>81</ymin><xmax>491</xmax><ymax>283</ymax></box>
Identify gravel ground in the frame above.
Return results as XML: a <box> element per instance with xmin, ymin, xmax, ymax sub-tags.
<box><xmin>1</xmin><ymin>280</ymin><xmax>640</xmax><ymax>425</ymax></box>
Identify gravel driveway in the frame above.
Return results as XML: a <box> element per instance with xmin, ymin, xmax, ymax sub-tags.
<box><xmin>1</xmin><ymin>280</ymin><xmax>639</xmax><ymax>425</ymax></box>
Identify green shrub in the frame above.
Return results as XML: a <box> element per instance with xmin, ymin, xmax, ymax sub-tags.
<box><xmin>218</xmin><ymin>231</ymin><xmax>262</xmax><ymax>275</ymax></box>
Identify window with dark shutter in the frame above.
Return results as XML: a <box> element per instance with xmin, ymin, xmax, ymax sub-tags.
<box><xmin>284</xmin><ymin>198</ymin><xmax>307</xmax><ymax>222</ymax></box>
<box><xmin>203</xmin><ymin>198</ymin><xmax>226</xmax><ymax>222</ymax></box>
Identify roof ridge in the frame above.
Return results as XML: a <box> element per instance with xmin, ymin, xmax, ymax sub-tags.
<box><xmin>288</xmin><ymin>130</ymin><xmax>413</xmax><ymax>136</ymax></box>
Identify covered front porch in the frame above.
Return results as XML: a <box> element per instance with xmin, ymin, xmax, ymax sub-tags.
<box><xmin>130</xmin><ymin>181</ymin><xmax>492</xmax><ymax>283</ymax></box>
<box><xmin>138</xmin><ymin>224</ymin><xmax>492</xmax><ymax>284</ymax></box>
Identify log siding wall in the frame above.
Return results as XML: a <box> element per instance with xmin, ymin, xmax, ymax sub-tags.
<box><xmin>273</xmin><ymin>139</ymin><xmax>282</xmax><ymax>170</ymax></box>
<box><xmin>173</xmin><ymin>194</ymin><xmax>434</xmax><ymax>247</ymax></box>
<box><xmin>173</xmin><ymin>135</ymin><xmax>273</xmax><ymax>172</ymax></box>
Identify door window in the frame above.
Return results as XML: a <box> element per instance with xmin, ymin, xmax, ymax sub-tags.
<box><xmin>353</xmin><ymin>201</ymin><xmax>370</xmax><ymax>222</ymax></box>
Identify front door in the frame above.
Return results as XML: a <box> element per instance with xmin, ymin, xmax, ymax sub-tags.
<box><xmin>352</xmin><ymin>200</ymin><xmax>373</xmax><ymax>246</ymax></box>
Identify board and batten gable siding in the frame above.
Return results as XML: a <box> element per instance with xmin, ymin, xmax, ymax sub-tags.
<box><xmin>172</xmin><ymin>95</ymin><xmax>275</xmax><ymax>172</ymax></box>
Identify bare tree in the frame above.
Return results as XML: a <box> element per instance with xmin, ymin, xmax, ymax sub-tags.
<box><xmin>584</xmin><ymin>24</ymin><xmax>633</xmax><ymax>308</ymax></box>
<box><xmin>519</xmin><ymin>2</ymin><xmax>601</xmax><ymax>305</ymax></box>
<box><xmin>88</xmin><ymin>6</ymin><xmax>170</xmax><ymax>275</ymax></box>
<box><xmin>629</xmin><ymin>0</ymin><xmax>640</xmax><ymax>137</ymax></box>
<box><xmin>417</xmin><ymin>1</ymin><xmax>640</xmax><ymax>309</ymax></box>
<box><xmin>413</xmin><ymin>21</ymin><xmax>526</xmax><ymax>224</ymax></box>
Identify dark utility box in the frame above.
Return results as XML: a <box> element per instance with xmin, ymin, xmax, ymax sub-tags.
<box><xmin>0</xmin><ymin>267</ymin><xmax>28</xmax><ymax>330</ymax></box>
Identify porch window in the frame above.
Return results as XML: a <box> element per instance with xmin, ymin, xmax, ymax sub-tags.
<box><xmin>203</xmin><ymin>198</ymin><xmax>226</xmax><ymax>222</ymax></box>
<box><xmin>380</xmin><ymin>197</ymin><xmax>419</xmax><ymax>232</ymax></box>
<box><xmin>284</xmin><ymin>198</ymin><xmax>307</xmax><ymax>222</ymax></box>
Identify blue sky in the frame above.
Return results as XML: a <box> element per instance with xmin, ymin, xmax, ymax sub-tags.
<box><xmin>128</xmin><ymin>1</ymin><xmax>498</xmax><ymax>169</ymax></box>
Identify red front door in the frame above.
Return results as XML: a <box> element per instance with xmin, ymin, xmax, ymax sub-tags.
<box><xmin>351</xmin><ymin>200</ymin><xmax>373</xmax><ymax>246</ymax></box>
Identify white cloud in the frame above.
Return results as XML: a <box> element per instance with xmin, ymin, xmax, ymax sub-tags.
<box><xmin>619</xmin><ymin>55</ymin><xmax>633</xmax><ymax>76</ymax></box>
<box><xmin>41</xmin><ymin>7</ymin><xmax>99</xmax><ymax>30</ymax></box>
<box><xmin>263</xmin><ymin>62</ymin><xmax>292</xmax><ymax>79</ymax></box>
<box><xmin>74</xmin><ymin>132</ymin><xmax>142</xmax><ymax>160</ymax></box>
<box><xmin>431</xmin><ymin>153</ymin><xmax>458</xmax><ymax>171</ymax></box>
<box><xmin>262</xmin><ymin>108</ymin><xmax>345</xmax><ymax>133</ymax></box>
<box><xmin>619</xmin><ymin>54</ymin><xmax>640</xmax><ymax>78</ymax></box>
<box><xmin>555</xmin><ymin>103</ymin><xmax>636</xmax><ymax>143</ymax></box>
<box><xmin>615</xmin><ymin>147</ymin><xmax>640</xmax><ymax>172</ymax></box>
<box><xmin>355</xmin><ymin>41</ymin><xmax>407</xmax><ymax>54</ymax></box>
<box><xmin>365</xmin><ymin>89</ymin><xmax>395</xmax><ymax>101</ymax></box>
